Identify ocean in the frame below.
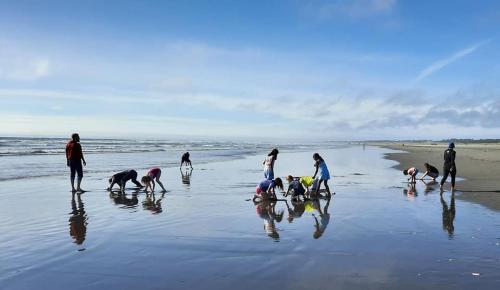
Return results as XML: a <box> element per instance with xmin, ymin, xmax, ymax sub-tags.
<box><xmin>0</xmin><ymin>137</ymin><xmax>337</xmax><ymax>181</ymax></box>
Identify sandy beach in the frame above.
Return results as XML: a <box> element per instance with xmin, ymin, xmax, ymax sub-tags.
<box><xmin>376</xmin><ymin>142</ymin><xmax>500</xmax><ymax>212</ymax></box>
<box><xmin>1</xmin><ymin>144</ymin><xmax>499</xmax><ymax>290</ymax></box>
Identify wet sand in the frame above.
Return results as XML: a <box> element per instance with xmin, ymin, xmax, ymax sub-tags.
<box><xmin>377</xmin><ymin>142</ymin><xmax>500</xmax><ymax>211</ymax></box>
<box><xmin>1</xmin><ymin>146</ymin><xmax>499</xmax><ymax>289</ymax></box>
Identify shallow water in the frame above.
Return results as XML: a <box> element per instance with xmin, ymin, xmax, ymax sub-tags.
<box><xmin>0</xmin><ymin>146</ymin><xmax>499</xmax><ymax>289</ymax></box>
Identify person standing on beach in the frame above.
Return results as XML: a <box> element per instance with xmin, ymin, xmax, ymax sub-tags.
<box><xmin>312</xmin><ymin>153</ymin><xmax>332</xmax><ymax>197</ymax></box>
<box><xmin>263</xmin><ymin>148</ymin><xmax>279</xmax><ymax>180</ymax></box>
<box><xmin>66</xmin><ymin>133</ymin><xmax>86</xmax><ymax>192</ymax></box>
<box><xmin>440</xmin><ymin>142</ymin><xmax>457</xmax><ymax>192</ymax></box>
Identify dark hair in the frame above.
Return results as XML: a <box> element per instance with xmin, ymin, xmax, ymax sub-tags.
<box><xmin>403</xmin><ymin>169</ymin><xmax>408</xmax><ymax>175</ymax></box>
<box><xmin>71</xmin><ymin>133</ymin><xmax>79</xmax><ymax>141</ymax></box>
<box><xmin>313</xmin><ymin>153</ymin><xmax>323</xmax><ymax>162</ymax></box>
<box><xmin>274</xmin><ymin>177</ymin><xmax>284</xmax><ymax>191</ymax></box>
<box><xmin>448</xmin><ymin>142</ymin><xmax>455</xmax><ymax>149</ymax></box>
<box><xmin>424</xmin><ymin>163</ymin><xmax>431</xmax><ymax>170</ymax></box>
<box><xmin>141</xmin><ymin>176</ymin><xmax>152</xmax><ymax>184</ymax></box>
<box><xmin>286</xmin><ymin>175</ymin><xmax>294</xmax><ymax>182</ymax></box>
<box><xmin>268</xmin><ymin>148</ymin><xmax>279</xmax><ymax>156</ymax></box>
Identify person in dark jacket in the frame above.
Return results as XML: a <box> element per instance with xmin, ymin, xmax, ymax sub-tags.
<box><xmin>420</xmin><ymin>163</ymin><xmax>439</xmax><ymax>180</ymax></box>
<box><xmin>107</xmin><ymin>169</ymin><xmax>143</xmax><ymax>192</ymax></box>
<box><xmin>440</xmin><ymin>142</ymin><xmax>457</xmax><ymax>192</ymax></box>
<box><xmin>180</xmin><ymin>152</ymin><xmax>193</xmax><ymax>169</ymax></box>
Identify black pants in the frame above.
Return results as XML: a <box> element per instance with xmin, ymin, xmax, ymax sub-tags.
<box><xmin>70</xmin><ymin>160</ymin><xmax>83</xmax><ymax>179</ymax></box>
<box><xmin>440</xmin><ymin>165</ymin><xmax>456</xmax><ymax>187</ymax></box>
<box><xmin>123</xmin><ymin>170</ymin><xmax>142</xmax><ymax>187</ymax></box>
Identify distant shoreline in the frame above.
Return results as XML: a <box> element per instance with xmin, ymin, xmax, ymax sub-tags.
<box><xmin>375</xmin><ymin>141</ymin><xmax>500</xmax><ymax>212</ymax></box>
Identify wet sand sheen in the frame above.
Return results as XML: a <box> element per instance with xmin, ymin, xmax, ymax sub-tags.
<box><xmin>0</xmin><ymin>146</ymin><xmax>499</xmax><ymax>290</ymax></box>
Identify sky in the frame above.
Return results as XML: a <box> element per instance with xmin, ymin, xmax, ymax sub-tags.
<box><xmin>0</xmin><ymin>0</ymin><xmax>499</xmax><ymax>140</ymax></box>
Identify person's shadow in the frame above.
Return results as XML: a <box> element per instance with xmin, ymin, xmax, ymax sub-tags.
<box><xmin>69</xmin><ymin>192</ymin><xmax>88</xmax><ymax>246</ymax></box>
<box><xmin>181</xmin><ymin>168</ymin><xmax>193</xmax><ymax>187</ymax></box>
<box><xmin>312</xmin><ymin>197</ymin><xmax>331</xmax><ymax>239</ymax></box>
<box><xmin>441</xmin><ymin>192</ymin><xmax>456</xmax><ymax>238</ymax></box>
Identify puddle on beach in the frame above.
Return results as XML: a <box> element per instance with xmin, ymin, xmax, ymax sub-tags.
<box><xmin>0</xmin><ymin>146</ymin><xmax>499</xmax><ymax>290</ymax></box>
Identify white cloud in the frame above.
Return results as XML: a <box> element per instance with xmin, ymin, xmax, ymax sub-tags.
<box><xmin>0</xmin><ymin>40</ymin><xmax>51</xmax><ymax>81</ymax></box>
<box><xmin>413</xmin><ymin>39</ymin><xmax>491</xmax><ymax>83</ymax></box>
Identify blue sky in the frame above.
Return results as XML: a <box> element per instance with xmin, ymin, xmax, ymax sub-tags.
<box><xmin>0</xmin><ymin>0</ymin><xmax>499</xmax><ymax>140</ymax></box>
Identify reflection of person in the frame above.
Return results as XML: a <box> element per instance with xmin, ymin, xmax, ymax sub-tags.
<box><xmin>421</xmin><ymin>179</ymin><xmax>438</xmax><ymax>194</ymax></box>
<box><xmin>110</xmin><ymin>191</ymin><xmax>139</xmax><ymax>208</ymax></box>
<box><xmin>142</xmin><ymin>192</ymin><xmax>165</xmax><ymax>214</ymax></box>
<box><xmin>255</xmin><ymin>200</ymin><xmax>283</xmax><ymax>241</ymax></box>
<box><xmin>312</xmin><ymin>197</ymin><xmax>331</xmax><ymax>239</ymax></box>
<box><xmin>440</xmin><ymin>192</ymin><xmax>456</xmax><ymax>237</ymax></box>
<box><xmin>142</xmin><ymin>167</ymin><xmax>167</xmax><ymax>192</ymax></box>
<box><xmin>107</xmin><ymin>169</ymin><xmax>143</xmax><ymax>192</ymax></box>
<box><xmin>403</xmin><ymin>183</ymin><xmax>418</xmax><ymax>198</ymax></box>
<box><xmin>253</xmin><ymin>178</ymin><xmax>283</xmax><ymax>201</ymax></box>
<box><xmin>284</xmin><ymin>199</ymin><xmax>305</xmax><ymax>223</ymax></box>
<box><xmin>180</xmin><ymin>152</ymin><xmax>193</xmax><ymax>169</ymax></box>
<box><xmin>66</xmin><ymin>133</ymin><xmax>86</xmax><ymax>192</ymax></box>
<box><xmin>263</xmin><ymin>148</ymin><xmax>279</xmax><ymax>180</ymax></box>
<box><xmin>420</xmin><ymin>163</ymin><xmax>439</xmax><ymax>180</ymax></box>
<box><xmin>403</xmin><ymin>167</ymin><xmax>418</xmax><ymax>183</ymax></box>
<box><xmin>440</xmin><ymin>143</ymin><xmax>457</xmax><ymax>192</ymax></box>
<box><xmin>312</xmin><ymin>153</ymin><xmax>332</xmax><ymax>197</ymax></box>
<box><xmin>181</xmin><ymin>168</ymin><xmax>193</xmax><ymax>186</ymax></box>
<box><xmin>69</xmin><ymin>192</ymin><xmax>87</xmax><ymax>245</ymax></box>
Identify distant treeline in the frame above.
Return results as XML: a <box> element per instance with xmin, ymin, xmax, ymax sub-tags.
<box><xmin>442</xmin><ymin>139</ymin><xmax>500</xmax><ymax>144</ymax></box>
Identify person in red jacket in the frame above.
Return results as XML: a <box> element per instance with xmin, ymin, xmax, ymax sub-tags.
<box><xmin>66</xmin><ymin>133</ymin><xmax>87</xmax><ymax>192</ymax></box>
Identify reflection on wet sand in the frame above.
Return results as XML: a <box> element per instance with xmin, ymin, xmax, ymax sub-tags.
<box><xmin>109</xmin><ymin>190</ymin><xmax>139</xmax><ymax>209</ymax></box>
<box><xmin>441</xmin><ymin>193</ymin><xmax>456</xmax><ymax>238</ymax></box>
<box><xmin>312</xmin><ymin>198</ymin><xmax>331</xmax><ymax>239</ymax></box>
<box><xmin>255</xmin><ymin>197</ymin><xmax>333</xmax><ymax>240</ymax></box>
<box><xmin>69</xmin><ymin>192</ymin><xmax>87</xmax><ymax>246</ymax></box>
<box><xmin>285</xmin><ymin>199</ymin><xmax>305</xmax><ymax>223</ymax></box>
<box><xmin>403</xmin><ymin>183</ymin><xmax>418</xmax><ymax>199</ymax></box>
<box><xmin>421</xmin><ymin>179</ymin><xmax>438</xmax><ymax>194</ymax></box>
<box><xmin>255</xmin><ymin>201</ymin><xmax>284</xmax><ymax>241</ymax></box>
<box><xmin>142</xmin><ymin>192</ymin><xmax>166</xmax><ymax>214</ymax></box>
<box><xmin>181</xmin><ymin>168</ymin><xmax>193</xmax><ymax>187</ymax></box>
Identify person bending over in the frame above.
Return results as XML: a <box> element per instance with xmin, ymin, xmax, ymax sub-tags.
<box><xmin>284</xmin><ymin>175</ymin><xmax>307</xmax><ymax>201</ymax></box>
<box><xmin>180</xmin><ymin>152</ymin><xmax>193</xmax><ymax>169</ymax></box>
<box><xmin>107</xmin><ymin>169</ymin><xmax>143</xmax><ymax>192</ymax></box>
<box><xmin>403</xmin><ymin>167</ymin><xmax>418</xmax><ymax>183</ymax></box>
<box><xmin>420</xmin><ymin>163</ymin><xmax>439</xmax><ymax>181</ymax></box>
<box><xmin>142</xmin><ymin>167</ymin><xmax>167</xmax><ymax>192</ymax></box>
<box><xmin>253</xmin><ymin>177</ymin><xmax>284</xmax><ymax>201</ymax></box>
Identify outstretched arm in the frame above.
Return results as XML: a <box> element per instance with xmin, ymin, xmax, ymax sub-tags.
<box><xmin>313</xmin><ymin>163</ymin><xmax>319</xmax><ymax>179</ymax></box>
<box><xmin>419</xmin><ymin>171</ymin><xmax>428</xmax><ymax>180</ymax></box>
<box><xmin>108</xmin><ymin>179</ymin><xmax>116</xmax><ymax>191</ymax></box>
